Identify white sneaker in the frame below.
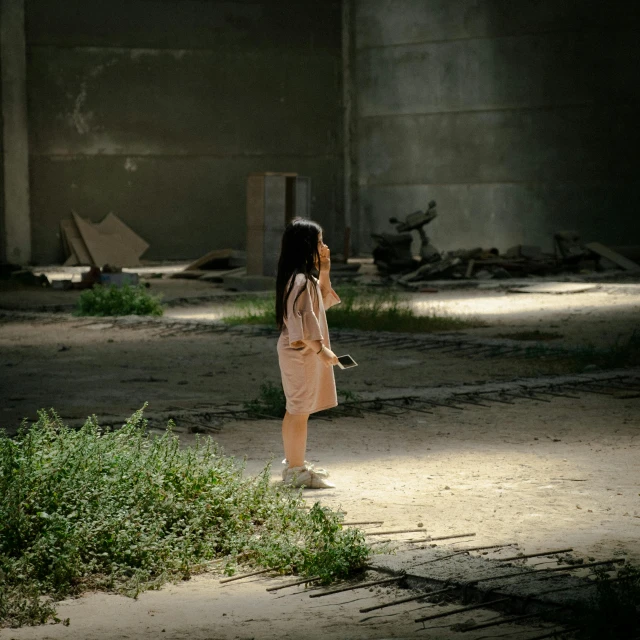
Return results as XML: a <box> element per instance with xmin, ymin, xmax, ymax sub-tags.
<box><xmin>283</xmin><ymin>465</ymin><xmax>335</xmax><ymax>489</ymax></box>
<box><xmin>282</xmin><ymin>459</ymin><xmax>329</xmax><ymax>480</ymax></box>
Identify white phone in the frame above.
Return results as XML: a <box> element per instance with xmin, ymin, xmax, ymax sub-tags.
<box><xmin>336</xmin><ymin>354</ymin><xmax>358</xmax><ymax>369</ymax></box>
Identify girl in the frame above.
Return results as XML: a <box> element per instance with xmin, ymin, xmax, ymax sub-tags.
<box><xmin>276</xmin><ymin>218</ymin><xmax>340</xmax><ymax>489</ymax></box>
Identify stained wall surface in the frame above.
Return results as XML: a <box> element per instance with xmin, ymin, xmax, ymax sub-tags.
<box><xmin>354</xmin><ymin>0</ymin><xmax>640</xmax><ymax>254</ymax></box>
<box><xmin>26</xmin><ymin>0</ymin><xmax>343</xmax><ymax>263</ymax></box>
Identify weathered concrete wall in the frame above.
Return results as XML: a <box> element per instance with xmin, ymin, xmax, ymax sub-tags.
<box><xmin>26</xmin><ymin>0</ymin><xmax>343</xmax><ymax>264</ymax></box>
<box><xmin>2</xmin><ymin>0</ymin><xmax>31</xmax><ymax>264</ymax></box>
<box><xmin>354</xmin><ymin>0</ymin><xmax>640</xmax><ymax>254</ymax></box>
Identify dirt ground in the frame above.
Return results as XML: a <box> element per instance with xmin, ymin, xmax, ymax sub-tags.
<box><xmin>1</xmin><ymin>276</ymin><xmax>639</xmax><ymax>639</ymax></box>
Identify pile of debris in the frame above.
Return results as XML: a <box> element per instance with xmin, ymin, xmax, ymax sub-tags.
<box><xmin>395</xmin><ymin>235</ymin><xmax>640</xmax><ymax>288</ymax></box>
<box><xmin>60</xmin><ymin>211</ymin><xmax>149</xmax><ymax>268</ymax></box>
<box><xmin>371</xmin><ymin>202</ymin><xmax>640</xmax><ymax>286</ymax></box>
<box><xmin>170</xmin><ymin>249</ymin><xmax>247</xmax><ymax>283</ymax></box>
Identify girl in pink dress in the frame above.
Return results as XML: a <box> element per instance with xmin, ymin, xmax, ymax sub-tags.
<box><xmin>276</xmin><ymin>218</ymin><xmax>341</xmax><ymax>489</ymax></box>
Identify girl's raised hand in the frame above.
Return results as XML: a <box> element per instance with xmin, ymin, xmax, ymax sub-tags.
<box><xmin>319</xmin><ymin>243</ymin><xmax>331</xmax><ymax>267</ymax></box>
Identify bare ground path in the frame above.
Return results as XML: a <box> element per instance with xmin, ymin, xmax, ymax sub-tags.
<box><xmin>1</xmin><ymin>281</ymin><xmax>639</xmax><ymax>639</ymax></box>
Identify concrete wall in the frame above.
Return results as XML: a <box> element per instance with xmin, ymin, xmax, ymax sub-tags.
<box><xmin>354</xmin><ymin>0</ymin><xmax>640</xmax><ymax>254</ymax></box>
<box><xmin>26</xmin><ymin>0</ymin><xmax>343</xmax><ymax>264</ymax></box>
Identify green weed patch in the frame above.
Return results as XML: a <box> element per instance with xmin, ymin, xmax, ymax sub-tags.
<box><xmin>223</xmin><ymin>287</ymin><xmax>482</xmax><ymax>332</ymax></box>
<box><xmin>76</xmin><ymin>284</ymin><xmax>163</xmax><ymax>317</ymax></box>
<box><xmin>0</xmin><ymin>410</ymin><xmax>369</xmax><ymax>628</ymax></box>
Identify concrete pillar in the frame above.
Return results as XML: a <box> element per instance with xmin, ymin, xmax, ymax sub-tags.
<box><xmin>1</xmin><ymin>0</ymin><xmax>31</xmax><ymax>264</ymax></box>
<box><xmin>342</xmin><ymin>0</ymin><xmax>358</xmax><ymax>257</ymax></box>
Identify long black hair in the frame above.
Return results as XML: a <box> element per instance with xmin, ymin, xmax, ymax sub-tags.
<box><xmin>276</xmin><ymin>218</ymin><xmax>322</xmax><ymax>330</ymax></box>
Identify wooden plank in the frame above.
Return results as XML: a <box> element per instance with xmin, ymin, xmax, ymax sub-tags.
<box><xmin>63</xmin><ymin>252</ymin><xmax>78</xmax><ymax>266</ymax></box>
<box><xmin>72</xmin><ymin>211</ymin><xmax>140</xmax><ymax>267</ymax></box>
<box><xmin>585</xmin><ymin>242</ymin><xmax>640</xmax><ymax>271</ymax></box>
<box><xmin>415</xmin><ymin>597</ymin><xmax>509</xmax><ymax>623</ymax></box>
<box><xmin>60</xmin><ymin>218</ymin><xmax>92</xmax><ymax>265</ymax></box>
<box><xmin>464</xmin><ymin>259</ymin><xmax>475</xmax><ymax>278</ymax></box>
<box><xmin>169</xmin><ymin>269</ymin><xmax>211</xmax><ymax>280</ymax></box>
<box><xmin>97</xmin><ymin>212</ymin><xmax>149</xmax><ymax>259</ymax></box>
<box><xmin>198</xmin><ymin>267</ymin><xmax>246</xmax><ymax>282</ymax></box>
<box><xmin>68</xmin><ymin>237</ymin><xmax>93</xmax><ymax>266</ymax></box>
<box><xmin>359</xmin><ymin>586</ymin><xmax>455</xmax><ymax>613</ymax></box>
<box><xmin>59</xmin><ymin>219</ymin><xmax>72</xmax><ymax>255</ymax></box>
<box><xmin>309</xmin><ymin>575</ymin><xmax>401</xmax><ymax>598</ymax></box>
<box><xmin>185</xmin><ymin>249</ymin><xmax>246</xmax><ymax>272</ymax></box>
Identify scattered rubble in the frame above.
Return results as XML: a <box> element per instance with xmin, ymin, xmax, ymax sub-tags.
<box><xmin>390</xmin><ymin>233</ymin><xmax>640</xmax><ymax>289</ymax></box>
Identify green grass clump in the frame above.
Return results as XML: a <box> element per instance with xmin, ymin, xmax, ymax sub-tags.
<box><xmin>222</xmin><ymin>294</ymin><xmax>275</xmax><ymax>326</ymax></box>
<box><xmin>328</xmin><ymin>287</ymin><xmax>480</xmax><ymax>332</ymax></box>
<box><xmin>223</xmin><ymin>287</ymin><xmax>481</xmax><ymax>332</ymax></box>
<box><xmin>244</xmin><ymin>382</ymin><xmax>287</xmax><ymax>418</ymax></box>
<box><xmin>0</xmin><ymin>410</ymin><xmax>369</xmax><ymax>628</ymax></box>
<box><xmin>76</xmin><ymin>284</ymin><xmax>163</xmax><ymax>317</ymax></box>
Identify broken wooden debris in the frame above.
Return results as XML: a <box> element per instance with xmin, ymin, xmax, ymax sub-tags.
<box><xmin>498</xmin><ymin>548</ymin><xmax>573</xmax><ymax>562</ymax></box>
<box><xmin>266</xmin><ymin>575</ymin><xmax>322</xmax><ymax>592</ymax></box>
<box><xmin>60</xmin><ymin>211</ymin><xmax>148</xmax><ymax>267</ymax></box>
<box><xmin>98</xmin><ymin>212</ymin><xmax>149</xmax><ymax>257</ymax></box>
<box><xmin>309</xmin><ymin>575</ymin><xmax>402</xmax><ymax>598</ymax></box>
<box><xmin>469</xmin><ymin>557</ymin><xmax>625</xmax><ymax>585</ymax></box>
<box><xmin>415</xmin><ymin>597</ymin><xmax>510</xmax><ymax>624</ymax></box>
<box><xmin>459</xmin><ymin>610</ymin><xmax>550</xmax><ymax>632</ymax></box>
<box><xmin>359</xmin><ymin>586</ymin><xmax>456</xmax><ymax>613</ymax></box>
<box><xmin>220</xmin><ymin>567</ymin><xmax>274</xmax><ymax>584</ymax></box>
<box><xmin>410</xmin><ymin>543</ymin><xmax>519</xmax><ymax>568</ymax></box>
<box><xmin>585</xmin><ymin>242</ymin><xmax>640</xmax><ymax>271</ymax></box>
<box><xmin>198</xmin><ymin>267</ymin><xmax>246</xmax><ymax>282</ymax></box>
<box><xmin>184</xmin><ymin>248</ymin><xmax>247</xmax><ymax>272</ymax></box>
<box><xmin>365</xmin><ymin>527</ymin><xmax>429</xmax><ymax>536</ymax></box>
<box><xmin>408</xmin><ymin>532</ymin><xmax>476</xmax><ymax>544</ymax></box>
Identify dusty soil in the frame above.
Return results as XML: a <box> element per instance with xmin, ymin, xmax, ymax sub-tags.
<box><xmin>1</xmin><ymin>277</ymin><xmax>639</xmax><ymax>640</ymax></box>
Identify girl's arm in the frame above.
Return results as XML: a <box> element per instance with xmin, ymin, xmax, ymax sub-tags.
<box><xmin>318</xmin><ymin>245</ymin><xmax>341</xmax><ymax>308</ymax></box>
<box><xmin>318</xmin><ymin>243</ymin><xmax>332</xmax><ymax>295</ymax></box>
<box><xmin>302</xmin><ymin>339</ymin><xmax>338</xmax><ymax>367</ymax></box>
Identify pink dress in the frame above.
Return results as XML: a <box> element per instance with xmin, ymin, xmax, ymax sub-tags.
<box><xmin>277</xmin><ymin>273</ymin><xmax>341</xmax><ymax>415</ymax></box>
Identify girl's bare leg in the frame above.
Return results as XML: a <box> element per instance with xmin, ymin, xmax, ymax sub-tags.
<box><xmin>282</xmin><ymin>410</ymin><xmax>309</xmax><ymax>468</ymax></box>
